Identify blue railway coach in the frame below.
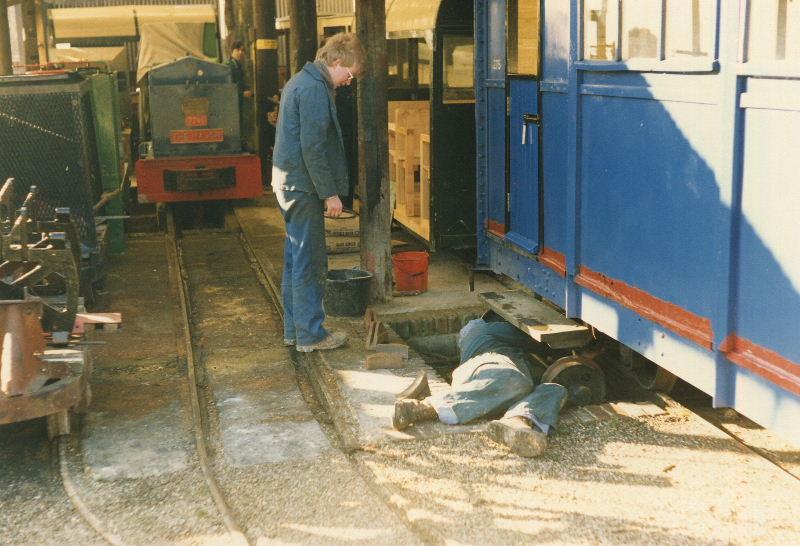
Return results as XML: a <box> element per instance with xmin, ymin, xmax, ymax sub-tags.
<box><xmin>474</xmin><ymin>0</ymin><xmax>800</xmax><ymax>442</ymax></box>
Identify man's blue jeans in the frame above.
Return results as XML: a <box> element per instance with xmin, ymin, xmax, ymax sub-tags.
<box><xmin>428</xmin><ymin>319</ymin><xmax>568</xmax><ymax>433</ymax></box>
<box><xmin>275</xmin><ymin>189</ymin><xmax>329</xmax><ymax>346</ymax></box>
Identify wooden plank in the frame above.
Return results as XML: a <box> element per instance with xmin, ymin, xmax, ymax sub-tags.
<box><xmin>419</xmin><ymin>133</ymin><xmax>430</xmax><ymax>220</ymax></box>
<box><xmin>365</xmin><ymin>352</ymin><xmax>405</xmax><ymax>370</ymax></box>
<box><xmin>478</xmin><ymin>290</ymin><xmax>591</xmax><ymax>349</ymax></box>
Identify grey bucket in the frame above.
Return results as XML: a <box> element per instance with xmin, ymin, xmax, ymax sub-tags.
<box><xmin>324</xmin><ymin>268</ymin><xmax>373</xmax><ymax>317</ymax></box>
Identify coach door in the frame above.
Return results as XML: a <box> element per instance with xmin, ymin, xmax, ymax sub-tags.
<box><xmin>506</xmin><ymin>0</ymin><xmax>542</xmax><ymax>253</ymax></box>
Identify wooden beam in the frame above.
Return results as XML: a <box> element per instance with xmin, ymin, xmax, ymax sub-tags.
<box><xmin>289</xmin><ymin>0</ymin><xmax>317</xmax><ymax>73</ymax></box>
<box><xmin>33</xmin><ymin>0</ymin><xmax>46</xmax><ymax>64</ymax></box>
<box><xmin>252</xmin><ymin>0</ymin><xmax>279</xmax><ymax>181</ymax></box>
<box><xmin>0</xmin><ymin>0</ymin><xmax>12</xmax><ymax>75</ymax></box>
<box><xmin>356</xmin><ymin>0</ymin><xmax>392</xmax><ymax>303</ymax></box>
<box><xmin>21</xmin><ymin>0</ymin><xmax>36</xmax><ymax>66</ymax></box>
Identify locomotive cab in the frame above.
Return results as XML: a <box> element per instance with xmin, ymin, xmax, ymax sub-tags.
<box><xmin>135</xmin><ymin>56</ymin><xmax>262</xmax><ymax>203</ymax></box>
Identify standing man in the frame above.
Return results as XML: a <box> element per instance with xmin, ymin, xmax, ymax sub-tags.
<box><xmin>271</xmin><ymin>33</ymin><xmax>365</xmax><ymax>353</ymax></box>
<box><xmin>227</xmin><ymin>41</ymin><xmax>253</xmax><ymax>136</ymax></box>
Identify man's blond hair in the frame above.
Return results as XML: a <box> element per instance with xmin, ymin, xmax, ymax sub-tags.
<box><xmin>315</xmin><ymin>32</ymin><xmax>366</xmax><ymax>69</ymax></box>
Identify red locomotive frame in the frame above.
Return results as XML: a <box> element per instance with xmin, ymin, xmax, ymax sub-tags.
<box><xmin>136</xmin><ymin>154</ymin><xmax>262</xmax><ymax>203</ymax></box>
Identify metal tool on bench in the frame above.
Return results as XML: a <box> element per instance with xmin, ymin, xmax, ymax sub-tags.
<box><xmin>0</xmin><ymin>179</ymin><xmax>81</xmax><ymax>334</ymax></box>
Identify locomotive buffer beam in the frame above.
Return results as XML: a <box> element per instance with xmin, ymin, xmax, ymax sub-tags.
<box><xmin>478</xmin><ymin>290</ymin><xmax>591</xmax><ymax>349</ymax></box>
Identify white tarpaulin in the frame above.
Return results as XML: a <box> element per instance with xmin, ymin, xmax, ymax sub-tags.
<box><xmin>51</xmin><ymin>6</ymin><xmax>215</xmax><ymax>40</ymax></box>
<box><xmin>50</xmin><ymin>46</ymin><xmax>129</xmax><ymax>72</ymax></box>
<box><xmin>386</xmin><ymin>0</ymin><xmax>441</xmax><ymax>43</ymax></box>
<box><xmin>136</xmin><ymin>23</ymin><xmax>212</xmax><ymax>83</ymax></box>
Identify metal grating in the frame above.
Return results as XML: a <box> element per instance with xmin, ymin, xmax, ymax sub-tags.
<box><xmin>0</xmin><ymin>74</ymin><xmax>102</xmax><ymax>251</ymax></box>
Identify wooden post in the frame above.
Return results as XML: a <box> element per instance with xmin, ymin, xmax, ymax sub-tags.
<box><xmin>21</xmin><ymin>0</ymin><xmax>37</xmax><ymax>66</ymax></box>
<box><xmin>34</xmin><ymin>0</ymin><xmax>46</xmax><ymax>64</ymax></box>
<box><xmin>0</xmin><ymin>0</ymin><xmax>12</xmax><ymax>75</ymax></box>
<box><xmin>252</xmin><ymin>0</ymin><xmax>279</xmax><ymax>181</ymax></box>
<box><xmin>356</xmin><ymin>0</ymin><xmax>392</xmax><ymax>303</ymax></box>
<box><xmin>289</xmin><ymin>0</ymin><xmax>317</xmax><ymax>73</ymax></box>
<box><xmin>229</xmin><ymin>0</ymin><xmax>251</xmax><ymax>48</ymax></box>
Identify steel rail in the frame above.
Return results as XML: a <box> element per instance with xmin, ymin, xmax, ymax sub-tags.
<box><xmin>165</xmin><ymin>208</ymin><xmax>251</xmax><ymax>546</ymax></box>
<box><xmin>57</xmin><ymin>437</ymin><xmax>128</xmax><ymax>546</ymax></box>
<box><xmin>235</xmin><ymin>211</ymin><xmax>439</xmax><ymax>543</ymax></box>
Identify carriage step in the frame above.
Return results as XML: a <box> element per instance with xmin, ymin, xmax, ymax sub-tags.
<box><xmin>478</xmin><ymin>290</ymin><xmax>591</xmax><ymax>349</ymax></box>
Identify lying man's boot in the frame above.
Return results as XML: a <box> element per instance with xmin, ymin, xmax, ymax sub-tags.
<box><xmin>395</xmin><ymin>370</ymin><xmax>431</xmax><ymax>400</ymax></box>
<box><xmin>296</xmin><ymin>331</ymin><xmax>348</xmax><ymax>353</ymax></box>
<box><xmin>392</xmin><ymin>399</ymin><xmax>438</xmax><ymax>430</ymax></box>
<box><xmin>487</xmin><ymin>416</ymin><xmax>548</xmax><ymax>458</ymax></box>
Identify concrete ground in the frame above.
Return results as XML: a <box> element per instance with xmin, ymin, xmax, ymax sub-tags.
<box><xmin>236</xmin><ymin>196</ymin><xmax>800</xmax><ymax>546</ymax></box>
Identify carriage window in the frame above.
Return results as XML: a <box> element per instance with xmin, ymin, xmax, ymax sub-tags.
<box><xmin>665</xmin><ymin>0</ymin><xmax>714</xmax><ymax>59</ymax></box>
<box><xmin>507</xmin><ymin>0</ymin><xmax>540</xmax><ymax>75</ymax></box>
<box><xmin>584</xmin><ymin>0</ymin><xmax>619</xmax><ymax>61</ymax></box>
<box><xmin>621</xmin><ymin>0</ymin><xmax>661</xmax><ymax>60</ymax></box>
<box><xmin>748</xmin><ymin>0</ymin><xmax>800</xmax><ymax>63</ymax></box>
<box><xmin>418</xmin><ymin>41</ymin><xmax>432</xmax><ymax>86</ymax></box>
<box><xmin>583</xmin><ymin>0</ymin><xmax>717</xmax><ymax>66</ymax></box>
<box><xmin>388</xmin><ymin>39</ymin><xmax>413</xmax><ymax>88</ymax></box>
<box><xmin>442</xmin><ymin>34</ymin><xmax>475</xmax><ymax>103</ymax></box>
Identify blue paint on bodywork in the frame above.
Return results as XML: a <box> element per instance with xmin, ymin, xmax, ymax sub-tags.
<box><xmin>474</xmin><ymin>0</ymin><xmax>800</xmax><ymax>443</ymax></box>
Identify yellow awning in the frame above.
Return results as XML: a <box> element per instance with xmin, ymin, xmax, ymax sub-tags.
<box><xmin>385</xmin><ymin>0</ymin><xmax>442</xmax><ymax>39</ymax></box>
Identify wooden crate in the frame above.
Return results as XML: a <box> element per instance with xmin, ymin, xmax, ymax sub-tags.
<box><xmin>387</xmin><ymin>101</ymin><xmax>429</xmax><ymax>218</ymax></box>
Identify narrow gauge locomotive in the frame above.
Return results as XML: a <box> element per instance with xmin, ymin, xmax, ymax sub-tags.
<box><xmin>136</xmin><ymin>56</ymin><xmax>262</xmax><ymax>203</ymax></box>
<box><xmin>475</xmin><ymin>0</ymin><xmax>799</xmax><ymax>442</ymax></box>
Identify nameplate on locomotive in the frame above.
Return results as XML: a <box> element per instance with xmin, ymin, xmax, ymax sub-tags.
<box><xmin>169</xmin><ymin>129</ymin><xmax>224</xmax><ymax>144</ymax></box>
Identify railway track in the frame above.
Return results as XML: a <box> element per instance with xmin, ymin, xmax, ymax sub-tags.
<box><xmin>52</xmin><ymin>208</ymin><xmax>252</xmax><ymax>546</ymax></box>
<box><xmin>48</xmin><ymin>204</ymin><xmax>418</xmax><ymax>545</ymax></box>
<box><xmin>10</xmin><ymin>202</ymin><xmax>790</xmax><ymax>544</ymax></box>
<box><xmin>164</xmin><ymin>209</ymin><xmax>251</xmax><ymax>546</ymax></box>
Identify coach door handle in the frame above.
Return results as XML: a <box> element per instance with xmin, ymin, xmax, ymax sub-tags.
<box><xmin>521</xmin><ymin>113</ymin><xmax>540</xmax><ymax>144</ymax></box>
<box><xmin>522</xmin><ymin>113</ymin><xmax>541</xmax><ymax>125</ymax></box>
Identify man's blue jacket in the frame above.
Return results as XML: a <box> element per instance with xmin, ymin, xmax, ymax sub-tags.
<box><xmin>272</xmin><ymin>62</ymin><xmax>349</xmax><ymax>200</ymax></box>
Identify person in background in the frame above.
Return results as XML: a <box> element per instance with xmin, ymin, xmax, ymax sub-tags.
<box><xmin>392</xmin><ymin>315</ymin><xmax>570</xmax><ymax>458</ymax></box>
<box><xmin>227</xmin><ymin>41</ymin><xmax>253</xmax><ymax>137</ymax></box>
<box><xmin>271</xmin><ymin>33</ymin><xmax>365</xmax><ymax>353</ymax></box>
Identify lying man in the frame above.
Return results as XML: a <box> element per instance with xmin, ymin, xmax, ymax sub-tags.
<box><xmin>392</xmin><ymin>316</ymin><xmax>569</xmax><ymax>458</ymax></box>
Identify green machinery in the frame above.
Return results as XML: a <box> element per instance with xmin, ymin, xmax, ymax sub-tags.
<box><xmin>88</xmin><ymin>71</ymin><xmax>125</xmax><ymax>255</ymax></box>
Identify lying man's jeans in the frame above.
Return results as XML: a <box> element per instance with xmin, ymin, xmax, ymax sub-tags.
<box><xmin>427</xmin><ymin>319</ymin><xmax>567</xmax><ymax>433</ymax></box>
<box><xmin>275</xmin><ymin>189</ymin><xmax>329</xmax><ymax>346</ymax></box>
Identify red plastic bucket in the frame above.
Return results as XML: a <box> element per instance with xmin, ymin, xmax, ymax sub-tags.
<box><xmin>392</xmin><ymin>251</ymin><xmax>430</xmax><ymax>294</ymax></box>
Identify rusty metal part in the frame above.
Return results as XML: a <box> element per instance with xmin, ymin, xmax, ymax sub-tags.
<box><xmin>0</xmin><ymin>299</ymin><xmax>46</xmax><ymax>396</ymax></box>
<box><xmin>0</xmin><ymin>299</ymin><xmax>88</xmax><ymax>425</ymax></box>
<box><xmin>542</xmin><ymin>355</ymin><xmax>607</xmax><ymax>407</ymax></box>
<box><xmin>0</xmin><ymin>349</ymin><xmax>87</xmax><ymax>425</ymax></box>
<box><xmin>0</xmin><ymin>179</ymin><xmax>81</xmax><ymax>332</ymax></box>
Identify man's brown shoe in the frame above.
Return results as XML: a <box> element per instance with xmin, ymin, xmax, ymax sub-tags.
<box><xmin>391</xmin><ymin>399</ymin><xmax>438</xmax><ymax>430</ymax></box>
<box><xmin>487</xmin><ymin>416</ymin><xmax>548</xmax><ymax>458</ymax></box>
<box><xmin>395</xmin><ymin>370</ymin><xmax>431</xmax><ymax>400</ymax></box>
<box><xmin>296</xmin><ymin>331</ymin><xmax>348</xmax><ymax>353</ymax></box>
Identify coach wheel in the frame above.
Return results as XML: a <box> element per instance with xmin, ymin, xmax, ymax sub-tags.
<box><xmin>619</xmin><ymin>347</ymin><xmax>678</xmax><ymax>392</ymax></box>
<box><xmin>542</xmin><ymin>356</ymin><xmax>606</xmax><ymax>407</ymax></box>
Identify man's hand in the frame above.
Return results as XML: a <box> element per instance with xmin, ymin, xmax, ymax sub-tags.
<box><xmin>243</xmin><ymin>90</ymin><xmax>254</xmax><ymax>98</ymax></box>
<box><xmin>325</xmin><ymin>195</ymin><xmax>343</xmax><ymax>218</ymax></box>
